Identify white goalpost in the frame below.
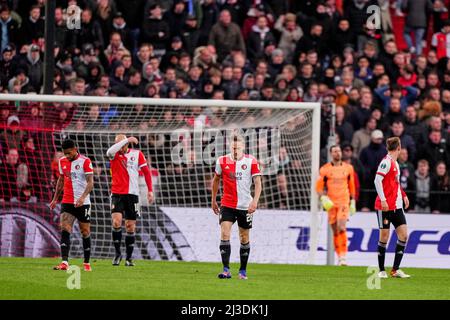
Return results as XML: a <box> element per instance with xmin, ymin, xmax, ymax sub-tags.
<box><xmin>0</xmin><ymin>94</ymin><xmax>323</xmax><ymax>264</ymax></box>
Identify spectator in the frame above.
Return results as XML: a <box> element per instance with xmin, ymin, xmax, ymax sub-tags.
<box><xmin>0</xmin><ymin>148</ymin><xmax>22</xmax><ymax>201</ymax></box>
<box><xmin>24</xmin><ymin>44</ymin><xmax>43</xmax><ymax>92</ymax></box>
<box><xmin>274</xmin><ymin>12</ymin><xmax>303</xmax><ymax>63</ymax></box>
<box><xmin>198</xmin><ymin>0</ymin><xmax>219</xmax><ymax>46</ymax></box>
<box><xmin>417</xmin><ymin>130</ymin><xmax>450</xmax><ymax>169</ymax></box>
<box><xmin>247</xmin><ymin>15</ymin><xmax>276</xmax><ymax>61</ymax></box>
<box><xmin>208</xmin><ymin>9</ymin><xmax>246</xmax><ymax>62</ymax></box>
<box><xmin>398</xmin><ymin>147</ymin><xmax>416</xmax><ymax>211</ymax></box>
<box><xmin>430</xmin><ymin>161</ymin><xmax>450</xmax><ymax>213</ymax></box>
<box><xmin>402</xmin><ymin>0</ymin><xmax>433</xmax><ymax>55</ymax></box>
<box><xmin>19</xmin><ymin>135</ymin><xmax>45</xmax><ymax>201</ymax></box>
<box><xmin>431</xmin><ymin>19</ymin><xmax>450</xmax><ymax>60</ymax></box>
<box><xmin>342</xmin><ymin>141</ymin><xmax>365</xmax><ymax>201</ymax></box>
<box><xmin>388</xmin><ymin>120</ymin><xmax>416</xmax><ymax>162</ymax></box>
<box><xmin>404</xmin><ymin>105</ymin><xmax>426</xmax><ymax>143</ymax></box>
<box><xmin>19</xmin><ymin>5</ymin><xmax>44</xmax><ymax>47</ymax></box>
<box><xmin>72</xmin><ymin>8</ymin><xmax>105</xmax><ymax>52</ymax></box>
<box><xmin>0</xmin><ymin>5</ymin><xmax>19</xmax><ymax>53</ymax></box>
<box><xmin>351</xmin><ymin>116</ymin><xmax>377</xmax><ymax>157</ymax></box>
<box><xmin>332</xmin><ymin>18</ymin><xmax>355</xmax><ymax>55</ymax></box>
<box><xmin>414</xmin><ymin>159</ymin><xmax>431</xmax><ymax>212</ymax></box>
<box><xmin>141</xmin><ymin>4</ymin><xmax>170</xmax><ymax>57</ymax></box>
<box><xmin>294</xmin><ymin>22</ymin><xmax>327</xmax><ymax>60</ymax></box>
<box><xmin>181</xmin><ymin>14</ymin><xmax>201</xmax><ymax>56</ymax></box>
<box><xmin>349</xmin><ymin>91</ymin><xmax>373</xmax><ymax>131</ymax></box>
<box><xmin>336</xmin><ymin>105</ymin><xmax>354</xmax><ymax>144</ymax></box>
<box><xmin>359</xmin><ymin>129</ymin><xmax>386</xmax><ymax>210</ymax></box>
<box><xmin>7</xmin><ymin>68</ymin><xmax>31</xmax><ymax>94</ymax></box>
<box><xmin>0</xmin><ymin>115</ymin><xmax>24</xmax><ymax>150</ymax></box>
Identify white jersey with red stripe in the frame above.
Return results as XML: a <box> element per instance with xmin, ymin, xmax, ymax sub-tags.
<box><xmin>374</xmin><ymin>154</ymin><xmax>404</xmax><ymax>210</ymax></box>
<box><xmin>59</xmin><ymin>154</ymin><xmax>93</xmax><ymax>205</ymax></box>
<box><xmin>110</xmin><ymin>148</ymin><xmax>147</xmax><ymax>196</ymax></box>
<box><xmin>215</xmin><ymin>154</ymin><xmax>261</xmax><ymax>210</ymax></box>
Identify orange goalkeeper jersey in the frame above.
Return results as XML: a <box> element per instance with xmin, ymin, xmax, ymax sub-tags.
<box><xmin>316</xmin><ymin>162</ymin><xmax>356</xmax><ymax>205</ymax></box>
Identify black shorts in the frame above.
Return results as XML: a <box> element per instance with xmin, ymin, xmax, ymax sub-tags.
<box><xmin>376</xmin><ymin>209</ymin><xmax>407</xmax><ymax>229</ymax></box>
<box><xmin>219</xmin><ymin>206</ymin><xmax>253</xmax><ymax>229</ymax></box>
<box><xmin>61</xmin><ymin>204</ymin><xmax>91</xmax><ymax>223</ymax></box>
<box><xmin>111</xmin><ymin>194</ymin><xmax>140</xmax><ymax>220</ymax></box>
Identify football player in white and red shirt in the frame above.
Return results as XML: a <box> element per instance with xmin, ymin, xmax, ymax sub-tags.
<box><xmin>374</xmin><ymin>137</ymin><xmax>411</xmax><ymax>279</ymax></box>
<box><xmin>211</xmin><ymin>135</ymin><xmax>262</xmax><ymax>280</ymax></box>
<box><xmin>50</xmin><ymin>139</ymin><xmax>94</xmax><ymax>272</ymax></box>
<box><xmin>106</xmin><ymin>134</ymin><xmax>154</xmax><ymax>266</ymax></box>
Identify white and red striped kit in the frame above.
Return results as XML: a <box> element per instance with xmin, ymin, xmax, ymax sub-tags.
<box><xmin>59</xmin><ymin>154</ymin><xmax>93</xmax><ymax>205</ymax></box>
<box><xmin>215</xmin><ymin>154</ymin><xmax>261</xmax><ymax>210</ymax></box>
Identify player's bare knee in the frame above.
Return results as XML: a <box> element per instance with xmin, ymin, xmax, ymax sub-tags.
<box><xmin>112</xmin><ymin>218</ymin><xmax>122</xmax><ymax>229</ymax></box>
<box><xmin>125</xmin><ymin>221</ymin><xmax>136</xmax><ymax>233</ymax></box>
<box><xmin>81</xmin><ymin>229</ymin><xmax>90</xmax><ymax>238</ymax></box>
<box><xmin>240</xmin><ymin>234</ymin><xmax>249</xmax><ymax>244</ymax></box>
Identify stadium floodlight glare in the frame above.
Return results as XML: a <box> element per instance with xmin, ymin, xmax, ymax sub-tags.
<box><xmin>0</xmin><ymin>94</ymin><xmax>322</xmax><ymax>264</ymax></box>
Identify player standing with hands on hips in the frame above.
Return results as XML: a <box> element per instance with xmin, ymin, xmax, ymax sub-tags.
<box><xmin>51</xmin><ymin>139</ymin><xmax>94</xmax><ymax>272</ymax></box>
<box><xmin>374</xmin><ymin>137</ymin><xmax>411</xmax><ymax>278</ymax></box>
<box><xmin>212</xmin><ymin>135</ymin><xmax>262</xmax><ymax>280</ymax></box>
<box><xmin>107</xmin><ymin>134</ymin><xmax>154</xmax><ymax>267</ymax></box>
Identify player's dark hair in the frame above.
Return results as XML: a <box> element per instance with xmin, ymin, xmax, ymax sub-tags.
<box><xmin>62</xmin><ymin>139</ymin><xmax>76</xmax><ymax>150</ymax></box>
<box><xmin>386</xmin><ymin>137</ymin><xmax>400</xmax><ymax>151</ymax></box>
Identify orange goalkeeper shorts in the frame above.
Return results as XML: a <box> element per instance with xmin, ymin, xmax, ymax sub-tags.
<box><xmin>327</xmin><ymin>204</ymin><xmax>349</xmax><ymax>225</ymax></box>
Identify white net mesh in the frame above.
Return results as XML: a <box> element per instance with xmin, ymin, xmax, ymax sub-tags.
<box><xmin>0</xmin><ymin>95</ymin><xmax>321</xmax><ymax>263</ymax></box>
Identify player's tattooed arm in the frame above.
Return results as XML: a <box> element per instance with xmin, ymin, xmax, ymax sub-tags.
<box><xmin>75</xmin><ymin>174</ymin><xmax>94</xmax><ymax>207</ymax></box>
<box><xmin>50</xmin><ymin>176</ymin><xmax>64</xmax><ymax>209</ymax></box>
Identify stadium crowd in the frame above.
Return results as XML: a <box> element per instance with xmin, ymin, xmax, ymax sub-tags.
<box><xmin>0</xmin><ymin>0</ymin><xmax>449</xmax><ymax>213</ymax></box>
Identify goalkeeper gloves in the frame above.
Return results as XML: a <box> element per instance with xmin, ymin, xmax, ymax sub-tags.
<box><xmin>320</xmin><ymin>195</ymin><xmax>334</xmax><ymax>211</ymax></box>
<box><xmin>350</xmin><ymin>199</ymin><xmax>356</xmax><ymax>216</ymax></box>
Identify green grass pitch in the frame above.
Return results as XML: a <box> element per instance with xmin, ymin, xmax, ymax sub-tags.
<box><xmin>0</xmin><ymin>257</ymin><xmax>449</xmax><ymax>300</ymax></box>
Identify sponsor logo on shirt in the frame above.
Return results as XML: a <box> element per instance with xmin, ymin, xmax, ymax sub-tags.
<box><xmin>241</xmin><ymin>164</ymin><xmax>247</xmax><ymax>170</ymax></box>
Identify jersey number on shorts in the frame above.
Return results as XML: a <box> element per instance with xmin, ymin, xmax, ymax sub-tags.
<box><xmin>246</xmin><ymin>214</ymin><xmax>253</xmax><ymax>223</ymax></box>
<box><xmin>84</xmin><ymin>207</ymin><xmax>91</xmax><ymax>219</ymax></box>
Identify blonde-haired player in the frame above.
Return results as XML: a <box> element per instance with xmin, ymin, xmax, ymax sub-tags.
<box><xmin>107</xmin><ymin>134</ymin><xmax>154</xmax><ymax>266</ymax></box>
<box><xmin>316</xmin><ymin>145</ymin><xmax>356</xmax><ymax>266</ymax></box>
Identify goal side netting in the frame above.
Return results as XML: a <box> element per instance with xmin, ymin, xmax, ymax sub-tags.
<box><xmin>0</xmin><ymin>94</ymin><xmax>323</xmax><ymax>264</ymax></box>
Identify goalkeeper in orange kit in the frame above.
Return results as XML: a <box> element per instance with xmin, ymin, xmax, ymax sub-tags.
<box><xmin>316</xmin><ymin>145</ymin><xmax>356</xmax><ymax>266</ymax></box>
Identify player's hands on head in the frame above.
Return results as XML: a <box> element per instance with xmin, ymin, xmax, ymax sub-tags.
<box><xmin>147</xmin><ymin>191</ymin><xmax>154</xmax><ymax>204</ymax></box>
<box><xmin>248</xmin><ymin>200</ymin><xmax>258</xmax><ymax>214</ymax></box>
<box><xmin>381</xmin><ymin>200</ymin><xmax>389</xmax><ymax>211</ymax></box>
<box><xmin>403</xmin><ymin>197</ymin><xmax>409</xmax><ymax>210</ymax></box>
<box><xmin>212</xmin><ymin>200</ymin><xmax>220</xmax><ymax>215</ymax></box>
<box><xmin>127</xmin><ymin>137</ymin><xmax>138</xmax><ymax>145</ymax></box>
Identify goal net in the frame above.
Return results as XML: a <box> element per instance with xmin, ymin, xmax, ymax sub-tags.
<box><xmin>0</xmin><ymin>94</ymin><xmax>323</xmax><ymax>264</ymax></box>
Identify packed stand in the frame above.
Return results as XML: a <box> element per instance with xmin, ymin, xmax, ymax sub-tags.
<box><xmin>0</xmin><ymin>0</ymin><xmax>449</xmax><ymax>213</ymax></box>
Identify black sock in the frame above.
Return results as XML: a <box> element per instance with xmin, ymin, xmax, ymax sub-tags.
<box><xmin>61</xmin><ymin>230</ymin><xmax>71</xmax><ymax>262</ymax></box>
<box><xmin>112</xmin><ymin>227</ymin><xmax>122</xmax><ymax>255</ymax></box>
<box><xmin>82</xmin><ymin>236</ymin><xmax>91</xmax><ymax>263</ymax></box>
<box><xmin>125</xmin><ymin>232</ymin><xmax>135</xmax><ymax>260</ymax></box>
<box><xmin>220</xmin><ymin>240</ymin><xmax>231</xmax><ymax>270</ymax></box>
<box><xmin>377</xmin><ymin>241</ymin><xmax>387</xmax><ymax>271</ymax></box>
<box><xmin>239</xmin><ymin>242</ymin><xmax>250</xmax><ymax>272</ymax></box>
<box><xmin>393</xmin><ymin>240</ymin><xmax>407</xmax><ymax>270</ymax></box>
